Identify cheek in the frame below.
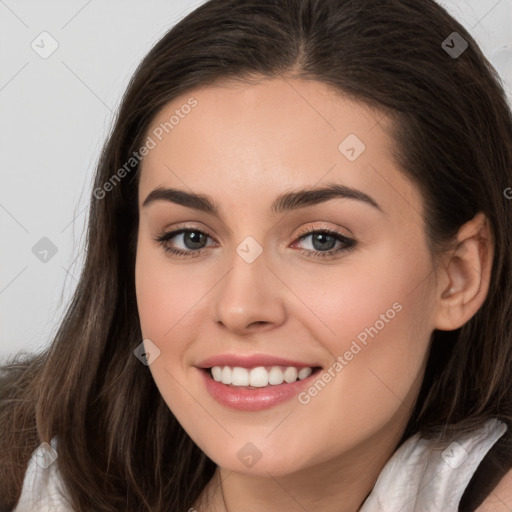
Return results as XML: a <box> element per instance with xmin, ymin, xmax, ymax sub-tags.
<box><xmin>319</xmin><ymin>281</ymin><xmax>433</xmax><ymax>450</ymax></box>
<box><xmin>284</xmin><ymin>241</ymin><xmax>434</xmax><ymax>421</ymax></box>
<box><xmin>135</xmin><ymin>240</ymin><xmax>211</xmax><ymax>344</ymax></box>
<box><xmin>286</xmin><ymin>239</ymin><xmax>433</xmax><ymax>354</ymax></box>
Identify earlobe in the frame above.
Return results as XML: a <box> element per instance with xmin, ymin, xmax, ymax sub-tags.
<box><xmin>434</xmin><ymin>212</ymin><xmax>494</xmax><ymax>331</ymax></box>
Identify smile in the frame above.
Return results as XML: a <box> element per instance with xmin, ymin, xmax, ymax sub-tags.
<box><xmin>196</xmin><ymin>354</ymin><xmax>323</xmax><ymax>411</ymax></box>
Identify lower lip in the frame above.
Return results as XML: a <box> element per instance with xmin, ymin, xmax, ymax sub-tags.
<box><xmin>198</xmin><ymin>368</ymin><xmax>320</xmax><ymax>411</ymax></box>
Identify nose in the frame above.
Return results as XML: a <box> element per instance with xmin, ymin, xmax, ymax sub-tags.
<box><xmin>214</xmin><ymin>247</ymin><xmax>287</xmax><ymax>336</ymax></box>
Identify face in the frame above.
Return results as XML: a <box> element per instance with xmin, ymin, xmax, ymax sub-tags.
<box><xmin>135</xmin><ymin>77</ymin><xmax>439</xmax><ymax>477</ymax></box>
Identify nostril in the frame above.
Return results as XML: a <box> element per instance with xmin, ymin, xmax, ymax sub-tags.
<box><xmin>249</xmin><ymin>321</ymin><xmax>269</xmax><ymax>328</ymax></box>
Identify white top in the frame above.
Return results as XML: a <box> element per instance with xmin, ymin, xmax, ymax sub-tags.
<box><xmin>13</xmin><ymin>438</ymin><xmax>71</xmax><ymax>512</ymax></box>
<box><xmin>13</xmin><ymin>418</ymin><xmax>507</xmax><ymax>511</ymax></box>
<box><xmin>360</xmin><ymin>418</ymin><xmax>508</xmax><ymax>511</ymax></box>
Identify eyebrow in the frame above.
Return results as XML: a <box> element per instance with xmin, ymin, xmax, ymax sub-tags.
<box><xmin>142</xmin><ymin>183</ymin><xmax>384</xmax><ymax>215</ymax></box>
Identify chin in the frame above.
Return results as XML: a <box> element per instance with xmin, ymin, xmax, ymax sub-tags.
<box><xmin>202</xmin><ymin>439</ymin><xmax>316</xmax><ymax>478</ymax></box>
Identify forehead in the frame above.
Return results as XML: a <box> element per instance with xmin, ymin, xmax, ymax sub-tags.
<box><xmin>138</xmin><ymin>77</ymin><xmax>422</xmax><ymax>218</ymax></box>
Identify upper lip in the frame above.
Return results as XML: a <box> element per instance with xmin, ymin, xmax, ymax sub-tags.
<box><xmin>196</xmin><ymin>353</ymin><xmax>321</xmax><ymax>369</ymax></box>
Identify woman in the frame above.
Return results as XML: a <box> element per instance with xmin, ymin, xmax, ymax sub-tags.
<box><xmin>2</xmin><ymin>0</ymin><xmax>512</xmax><ymax>510</ymax></box>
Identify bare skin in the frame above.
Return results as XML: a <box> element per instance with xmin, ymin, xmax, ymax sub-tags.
<box><xmin>134</xmin><ymin>77</ymin><xmax>494</xmax><ymax>511</ymax></box>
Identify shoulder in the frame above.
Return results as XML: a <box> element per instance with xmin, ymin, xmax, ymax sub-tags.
<box><xmin>475</xmin><ymin>467</ymin><xmax>512</xmax><ymax>511</ymax></box>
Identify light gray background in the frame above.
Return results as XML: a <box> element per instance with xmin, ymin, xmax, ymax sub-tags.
<box><xmin>1</xmin><ymin>0</ymin><xmax>511</xmax><ymax>360</ymax></box>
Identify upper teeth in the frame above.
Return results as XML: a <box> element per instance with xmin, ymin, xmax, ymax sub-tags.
<box><xmin>210</xmin><ymin>366</ymin><xmax>313</xmax><ymax>387</ymax></box>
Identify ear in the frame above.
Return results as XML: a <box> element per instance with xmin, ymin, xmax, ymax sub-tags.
<box><xmin>434</xmin><ymin>212</ymin><xmax>494</xmax><ymax>331</ymax></box>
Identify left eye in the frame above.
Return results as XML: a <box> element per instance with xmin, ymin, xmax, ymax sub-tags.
<box><xmin>292</xmin><ymin>227</ymin><xmax>357</xmax><ymax>258</ymax></box>
<box><xmin>296</xmin><ymin>230</ymin><xmax>346</xmax><ymax>252</ymax></box>
<box><xmin>154</xmin><ymin>227</ymin><xmax>356</xmax><ymax>259</ymax></box>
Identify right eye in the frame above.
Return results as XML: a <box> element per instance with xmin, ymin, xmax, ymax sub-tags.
<box><xmin>154</xmin><ymin>228</ymin><xmax>217</xmax><ymax>258</ymax></box>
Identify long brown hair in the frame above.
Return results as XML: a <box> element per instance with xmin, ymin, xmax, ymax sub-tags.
<box><xmin>2</xmin><ymin>0</ymin><xmax>512</xmax><ymax>510</ymax></box>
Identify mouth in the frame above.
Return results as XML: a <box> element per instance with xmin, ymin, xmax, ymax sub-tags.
<box><xmin>196</xmin><ymin>355</ymin><xmax>324</xmax><ymax>411</ymax></box>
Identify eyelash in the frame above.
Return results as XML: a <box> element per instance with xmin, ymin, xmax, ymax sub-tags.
<box><xmin>154</xmin><ymin>224</ymin><xmax>357</xmax><ymax>260</ymax></box>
